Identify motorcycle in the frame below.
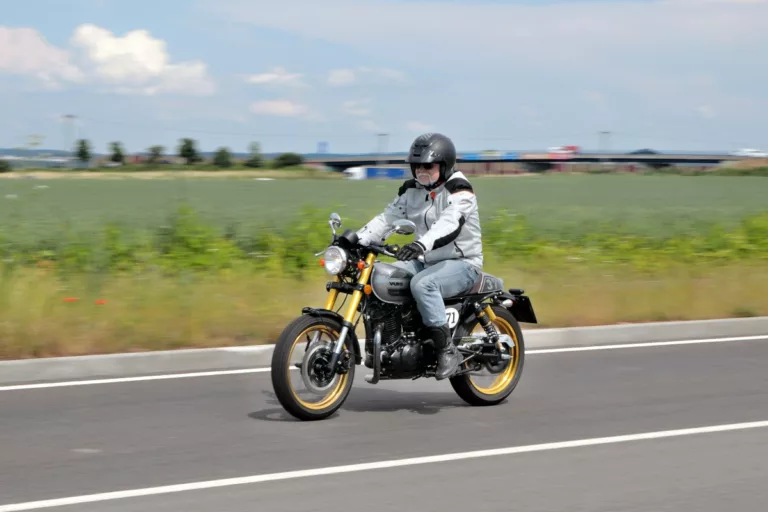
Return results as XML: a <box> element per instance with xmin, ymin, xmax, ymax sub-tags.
<box><xmin>270</xmin><ymin>212</ymin><xmax>538</xmax><ymax>421</ymax></box>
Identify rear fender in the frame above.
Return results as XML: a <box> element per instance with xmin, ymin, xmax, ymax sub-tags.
<box><xmin>302</xmin><ymin>307</ymin><xmax>362</xmax><ymax>364</ymax></box>
<box><xmin>495</xmin><ymin>291</ymin><xmax>538</xmax><ymax>324</ymax></box>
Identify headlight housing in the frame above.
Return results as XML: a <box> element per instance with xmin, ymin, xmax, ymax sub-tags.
<box><xmin>323</xmin><ymin>246</ymin><xmax>348</xmax><ymax>275</ymax></box>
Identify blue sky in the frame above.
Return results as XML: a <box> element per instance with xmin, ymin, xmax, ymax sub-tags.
<box><xmin>1</xmin><ymin>0</ymin><xmax>767</xmax><ymax>155</ymax></box>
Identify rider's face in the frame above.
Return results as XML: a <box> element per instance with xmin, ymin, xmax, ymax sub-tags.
<box><xmin>414</xmin><ymin>163</ymin><xmax>440</xmax><ymax>185</ymax></box>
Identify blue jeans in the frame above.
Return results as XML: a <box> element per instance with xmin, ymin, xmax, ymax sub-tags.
<box><xmin>391</xmin><ymin>259</ymin><xmax>482</xmax><ymax>327</ymax></box>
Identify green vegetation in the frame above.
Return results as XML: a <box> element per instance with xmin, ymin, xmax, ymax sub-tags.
<box><xmin>1</xmin><ymin>173</ymin><xmax>768</xmax><ymax>360</ymax></box>
<box><xmin>3</xmin><ymin>174</ymin><xmax>768</xmax><ymax>246</ymax></box>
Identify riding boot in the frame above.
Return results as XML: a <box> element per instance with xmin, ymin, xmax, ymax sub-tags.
<box><xmin>429</xmin><ymin>323</ymin><xmax>460</xmax><ymax>380</ymax></box>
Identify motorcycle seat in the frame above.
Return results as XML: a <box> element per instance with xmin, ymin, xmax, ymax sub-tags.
<box><xmin>448</xmin><ymin>271</ymin><xmax>505</xmax><ymax>298</ymax></box>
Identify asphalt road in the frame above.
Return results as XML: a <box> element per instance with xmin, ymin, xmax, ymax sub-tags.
<box><xmin>2</xmin><ymin>338</ymin><xmax>768</xmax><ymax>511</ymax></box>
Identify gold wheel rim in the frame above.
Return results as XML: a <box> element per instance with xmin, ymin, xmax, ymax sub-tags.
<box><xmin>287</xmin><ymin>325</ymin><xmax>350</xmax><ymax>411</ymax></box>
<box><xmin>466</xmin><ymin>316</ymin><xmax>520</xmax><ymax>395</ymax></box>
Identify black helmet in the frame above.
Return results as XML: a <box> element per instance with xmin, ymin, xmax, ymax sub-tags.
<box><xmin>406</xmin><ymin>133</ymin><xmax>457</xmax><ymax>183</ymax></box>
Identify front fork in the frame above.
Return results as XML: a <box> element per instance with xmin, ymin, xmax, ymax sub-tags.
<box><xmin>325</xmin><ymin>252</ymin><xmax>376</xmax><ymax>372</ymax></box>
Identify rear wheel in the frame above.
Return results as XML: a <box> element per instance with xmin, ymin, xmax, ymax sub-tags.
<box><xmin>271</xmin><ymin>314</ymin><xmax>355</xmax><ymax>421</ymax></box>
<box><xmin>449</xmin><ymin>304</ymin><xmax>525</xmax><ymax>406</ymax></box>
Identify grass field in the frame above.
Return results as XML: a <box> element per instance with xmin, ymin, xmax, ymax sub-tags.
<box><xmin>2</xmin><ymin>172</ymin><xmax>768</xmax><ymax>359</ymax></box>
<box><xmin>3</xmin><ymin>173</ymin><xmax>768</xmax><ymax>242</ymax></box>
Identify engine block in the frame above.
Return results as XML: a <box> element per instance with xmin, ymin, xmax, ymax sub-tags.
<box><xmin>363</xmin><ymin>301</ymin><xmax>431</xmax><ymax>378</ymax></box>
<box><xmin>381</xmin><ymin>334</ymin><xmax>425</xmax><ymax>377</ymax></box>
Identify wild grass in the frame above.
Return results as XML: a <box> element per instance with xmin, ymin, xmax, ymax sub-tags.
<box><xmin>2</xmin><ymin>257</ymin><xmax>767</xmax><ymax>360</ymax></box>
<box><xmin>1</xmin><ymin>173</ymin><xmax>768</xmax><ymax>359</ymax></box>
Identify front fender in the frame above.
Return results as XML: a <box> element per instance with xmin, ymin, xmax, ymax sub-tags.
<box><xmin>301</xmin><ymin>307</ymin><xmax>363</xmax><ymax>364</ymax></box>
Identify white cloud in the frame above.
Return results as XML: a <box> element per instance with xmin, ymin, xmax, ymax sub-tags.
<box><xmin>584</xmin><ymin>91</ymin><xmax>604</xmax><ymax>103</ymax></box>
<box><xmin>205</xmin><ymin>0</ymin><xmax>767</xmax><ymax>131</ymax></box>
<box><xmin>0</xmin><ymin>27</ymin><xmax>83</xmax><ymax>87</ymax></box>
<box><xmin>339</xmin><ymin>99</ymin><xmax>379</xmax><ymax>131</ymax></box>
<box><xmin>0</xmin><ymin>24</ymin><xmax>215</xmax><ymax>96</ymax></box>
<box><xmin>696</xmin><ymin>105</ymin><xmax>716</xmax><ymax>119</ymax></box>
<box><xmin>405</xmin><ymin>121</ymin><xmax>434</xmax><ymax>133</ymax></box>
<box><xmin>359</xmin><ymin>67</ymin><xmax>406</xmax><ymax>83</ymax></box>
<box><xmin>327</xmin><ymin>69</ymin><xmax>357</xmax><ymax>86</ymax></box>
<box><xmin>327</xmin><ymin>66</ymin><xmax>406</xmax><ymax>87</ymax></box>
<box><xmin>342</xmin><ymin>98</ymin><xmax>372</xmax><ymax>116</ymax></box>
<box><xmin>245</xmin><ymin>66</ymin><xmax>307</xmax><ymax>88</ymax></box>
<box><xmin>249</xmin><ymin>99</ymin><xmax>308</xmax><ymax>117</ymax></box>
<box><xmin>358</xmin><ymin>119</ymin><xmax>381</xmax><ymax>132</ymax></box>
<box><xmin>69</xmin><ymin>24</ymin><xmax>215</xmax><ymax>95</ymax></box>
<box><xmin>209</xmin><ymin>0</ymin><xmax>768</xmax><ymax>70</ymax></box>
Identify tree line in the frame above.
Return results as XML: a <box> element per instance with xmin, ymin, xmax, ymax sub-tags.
<box><xmin>73</xmin><ymin>138</ymin><xmax>305</xmax><ymax>169</ymax></box>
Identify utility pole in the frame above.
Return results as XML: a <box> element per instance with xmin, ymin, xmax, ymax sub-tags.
<box><xmin>598</xmin><ymin>130</ymin><xmax>611</xmax><ymax>153</ymax></box>
<box><xmin>62</xmin><ymin>114</ymin><xmax>77</xmax><ymax>166</ymax></box>
<box><xmin>598</xmin><ymin>130</ymin><xmax>611</xmax><ymax>167</ymax></box>
<box><xmin>376</xmin><ymin>132</ymin><xmax>388</xmax><ymax>168</ymax></box>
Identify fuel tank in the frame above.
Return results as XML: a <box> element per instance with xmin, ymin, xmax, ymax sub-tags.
<box><xmin>370</xmin><ymin>262</ymin><xmax>414</xmax><ymax>304</ymax></box>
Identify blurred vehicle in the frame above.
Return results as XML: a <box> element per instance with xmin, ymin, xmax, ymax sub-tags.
<box><xmin>547</xmin><ymin>145</ymin><xmax>580</xmax><ymax>154</ymax></box>
<box><xmin>732</xmin><ymin>148</ymin><xmax>767</xmax><ymax>158</ymax></box>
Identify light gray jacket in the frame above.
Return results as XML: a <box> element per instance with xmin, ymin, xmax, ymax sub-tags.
<box><xmin>356</xmin><ymin>170</ymin><xmax>483</xmax><ymax>269</ymax></box>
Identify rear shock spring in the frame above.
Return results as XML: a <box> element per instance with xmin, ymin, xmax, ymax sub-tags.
<box><xmin>473</xmin><ymin>303</ymin><xmax>499</xmax><ymax>342</ymax></box>
<box><xmin>473</xmin><ymin>303</ymin><xmax>508</xmax><ymax>358</ymax></box>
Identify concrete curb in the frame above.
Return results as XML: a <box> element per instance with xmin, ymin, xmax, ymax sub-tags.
<box><xmin>2</xmin><ymin>316</ymin><xmax>768</xmax><ymax>386</ymax></box>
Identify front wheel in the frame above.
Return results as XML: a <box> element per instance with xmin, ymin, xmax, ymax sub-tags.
<box><xmin>449</xmin><ymin>304</ymin><xmax>525</xmax><ymax>406</ymax></box>
<box><xmin>271</xmin><ymin>314</ymin><xmax>355</xmax><ymax>421</ymax></box>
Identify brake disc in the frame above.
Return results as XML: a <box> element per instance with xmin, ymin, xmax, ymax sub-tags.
<box><xmin>300</xmin><ymin>342</ymin><xmax>338</xmax><ymax>394</ymax></box>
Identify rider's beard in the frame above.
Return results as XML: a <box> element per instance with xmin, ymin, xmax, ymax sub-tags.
<box><xmin>416</xmin><ymin>171</ymin><xmax>438</xmax><ymax>186</ymax></box>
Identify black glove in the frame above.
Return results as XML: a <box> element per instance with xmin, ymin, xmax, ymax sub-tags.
<box><xmin>396</xmin><ymin>241</ymin><xmax>425</xmax><ymax>261</ymax></box>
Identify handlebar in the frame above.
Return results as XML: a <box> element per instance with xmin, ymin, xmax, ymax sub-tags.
<box><xmin>368</xmin><ymin>242</ymin><xmax>399</xmax><ymax>258</ymax></box>
<box><xmin>368</xmin><ymin>243</ymin><xmax>425</xmax><ymax>262</ymax></box>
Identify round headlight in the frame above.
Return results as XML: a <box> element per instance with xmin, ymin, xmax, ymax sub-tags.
<box><xmin>323</xmin><ymin>246</ymin><xmax>348</xmax><ymax>275</ymax></box>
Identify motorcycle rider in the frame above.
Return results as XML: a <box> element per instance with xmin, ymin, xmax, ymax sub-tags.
<box><xmin>356</xmin><ymin>133</ymin><xmax>483</xmax><ymax>380</ymax></box>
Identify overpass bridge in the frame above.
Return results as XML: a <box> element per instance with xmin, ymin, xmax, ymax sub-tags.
<box><xmin>306</xmin><ymin>151</ymin><xmax>745</xmax><ymax>171</ymax></box>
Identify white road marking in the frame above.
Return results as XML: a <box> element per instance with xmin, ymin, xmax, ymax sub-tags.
<box><xmin>0</xmin><ymin>368</ymin><xmax>270</xmax><ymax>391</ymax></box>
<box><xmin>1</xmin><ymin>334</ymin><xmax>767</xmax><ymax>392</ymax></box>
<box><xmin>1</xmin><ymin>419</ymin><xmax>768</xmax><ymax>511</ymax></box>
<box><xmin>527</xmin><ymin>334</ymin><xmax>768</xmax><ymax>354</ymax></box>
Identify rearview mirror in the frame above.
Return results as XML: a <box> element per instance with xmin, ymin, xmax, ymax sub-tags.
<box><xmin>328</xmin><ymin>212</ymin><xmax>342</xmax><ymax>235</ymax></box>
<box><xmin>392</xmin><ymin>219</ymin><xmax>416</xmax><ymax>235</ymax></box>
